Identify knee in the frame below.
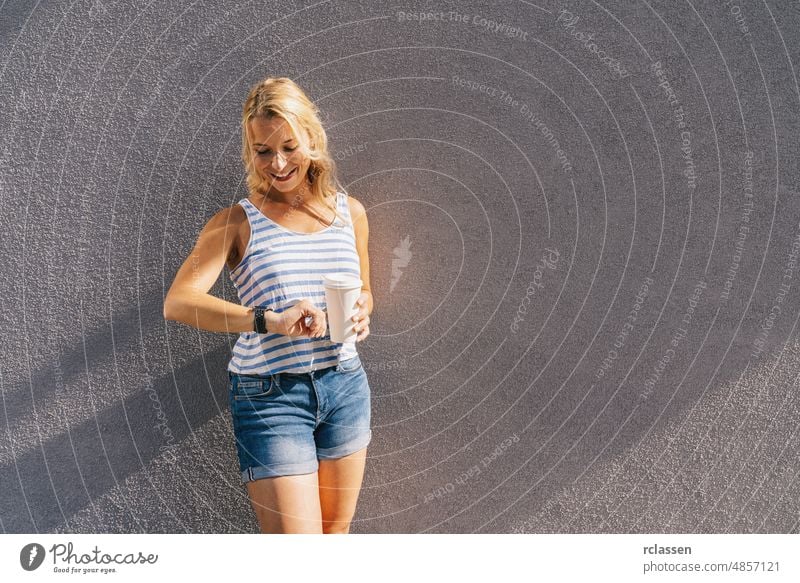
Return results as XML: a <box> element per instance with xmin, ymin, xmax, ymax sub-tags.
<box><xmin>322</xmin><ymin>520</ymin><xmax>351</xmax><ymax>534</ymax></box>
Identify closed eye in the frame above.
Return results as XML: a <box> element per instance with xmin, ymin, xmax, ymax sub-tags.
<box><xmin>256</xmin><ymin>146</ymin><xmax>297</xmax><ymax>155</ymax></box>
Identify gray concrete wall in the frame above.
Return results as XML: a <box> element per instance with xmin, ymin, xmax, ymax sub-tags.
<box><xmin>1</xmin><ymin>0</ymin><xmax>799</xmax><ymax>533</ymax></box>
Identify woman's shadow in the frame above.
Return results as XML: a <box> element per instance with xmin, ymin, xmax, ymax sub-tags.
<box><xmin>0</xmin><ymin>290</ymin><xmax>236</xmax><ymax>533</ymax></box>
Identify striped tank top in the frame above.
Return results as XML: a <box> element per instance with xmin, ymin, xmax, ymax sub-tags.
<box><xmin>227</xmin><ymin>191</ymin><xmax>360</xmax><ymax>375</ymax></box>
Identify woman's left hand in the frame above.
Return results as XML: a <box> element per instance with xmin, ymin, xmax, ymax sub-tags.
<box><xmin>352</xmin><ymin>292</ymin><xmax>371</xmax><ymax>342</ymax></box>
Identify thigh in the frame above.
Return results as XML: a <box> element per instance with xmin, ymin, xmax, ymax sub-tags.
<box><xmin>315</xmin><ymin>355</ymin><xmax>372</xmax><ymax>460</ymax></box>
<box><xmin>315</xmin><ymin>357</ymin><xmax>372</xmax><ymax>532</ymax></box>
<box><xmin>228</xmin><ymin>372</ymin><xmax>319</xmax><ymax>482</ymax></box>
<box><xmin>318</xmin><ymin>446</ymin><xmax>368</xmax><ymax>533</ymax></box>
<box><xmin>246</xmin><ymin>472</ymin><xmax>323</xmax><ymax>534</ymax></box>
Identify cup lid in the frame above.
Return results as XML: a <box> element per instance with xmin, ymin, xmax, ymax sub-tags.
<box><xmin>323</xmin><ymin>273</ymin><xmax>363</xmax><ymax>289</ymax></box>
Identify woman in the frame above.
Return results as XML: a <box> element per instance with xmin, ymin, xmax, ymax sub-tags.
<box><xmin>163</xmin><ymin>77</ymin><xmax>373</xmax><ymax>534</ymax></box>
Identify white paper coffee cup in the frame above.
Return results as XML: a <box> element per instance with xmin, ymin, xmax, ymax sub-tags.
<box><xmin>323</xmin><ymin>274</ymin><xmax>363</xmax><ymax>343</ymax></box>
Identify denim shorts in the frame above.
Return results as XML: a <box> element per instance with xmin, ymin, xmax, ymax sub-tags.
<box><xmin>227</xmin><ymin>353</ymin><xmax>372</xmax><ymax>483</ymax></box>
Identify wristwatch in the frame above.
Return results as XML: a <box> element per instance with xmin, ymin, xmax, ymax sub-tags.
<box><xmin>253</xmin><ymin>306</ymin><xmax>273</xmax><ymax>334</ymax></box>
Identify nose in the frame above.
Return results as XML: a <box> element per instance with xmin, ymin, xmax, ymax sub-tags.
<box><xmin>269</xmin><ymin>151</ymin><xmax>288</xmax><ymax>171</ymax></box>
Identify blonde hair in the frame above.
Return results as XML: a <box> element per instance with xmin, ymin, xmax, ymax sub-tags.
<box><xmin>241</xmin><ymin>77</ymin><xmax>346</xmax><ymax>225</ymax></box>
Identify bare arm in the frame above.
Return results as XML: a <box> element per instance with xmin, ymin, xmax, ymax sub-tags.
<box><xmin>347</xmin><ymin>194</ymin><xmax>373</xmax><ymax>342</ymax></box>
<box><xmin>349</xmin><ymin>195</ymin><xmax>374</xmax><ymax>315</ymax></box>
<box><xmin>163</xmin><ymin>206</ymin><xmax>254</xmax><ymax>333</ymax></box>
<box><xmin>163</xmin><ymin>206</ymin><xmax>327</xmax><ymax>337</ymax></box>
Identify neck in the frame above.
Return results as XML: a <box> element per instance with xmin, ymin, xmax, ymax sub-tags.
<box><xmin>264</xmin><ymin>180</ymin><xmax>312</xmax><ymax>205</ymax></box>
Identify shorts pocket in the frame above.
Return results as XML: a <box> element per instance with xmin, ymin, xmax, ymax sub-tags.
<box><xmin>231</xmin><ymin>376</ymin><xmax>278</xmax><ymax>401</ymax></box>
<box><xmin>336</xmin><ymin>354</ymin><xmax>363</xmax><ymax>373</ymax></box>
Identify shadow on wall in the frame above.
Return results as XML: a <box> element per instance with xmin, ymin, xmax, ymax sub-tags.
<box><xmin>5</xmin><ymin>272</ymin><xmax>798</xmax><ymax>533</ymax></box>
<box><xmin>0</xmin><ymin>291</ymin><xmax>234</xmax><ymax>533</ymax></box>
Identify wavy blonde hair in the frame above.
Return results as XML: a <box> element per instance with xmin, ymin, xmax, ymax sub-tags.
<box><xmin>241</xmin><ymin>77</ymin><xmax>346</xmax><ymax>225</ymax></box>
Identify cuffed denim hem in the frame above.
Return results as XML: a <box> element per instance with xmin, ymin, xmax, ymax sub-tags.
<box><xmin>316</xmin><ymin>429</ymin><xmax>372</xmax><ymax>460</ymax></box>
<box><xmin>241</xmin><ymin>460</ymin><xmax>320</xmax><ymax>483</ymax></box>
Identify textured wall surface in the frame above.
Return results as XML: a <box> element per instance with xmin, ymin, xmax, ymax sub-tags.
<box><xmin>1</xmin><ymin>0</ymin><xmax>799</xmax><ymax>533</ymax></box>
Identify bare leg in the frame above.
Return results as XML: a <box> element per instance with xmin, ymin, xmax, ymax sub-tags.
<box><xmin>318</xmin><ymin>447</ymin><xmax>368</xmax><ymax>534</ymax></box>
<box><xmin>246</xmin><ymin>471</ymin><xmax>323</xmax><ymax>533</ymax></box>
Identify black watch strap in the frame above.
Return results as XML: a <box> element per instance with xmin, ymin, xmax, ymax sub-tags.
<box><xmin>253</xmin><ymin>306</ymin><xmax>272</xmax><ymax>333</ymax></box>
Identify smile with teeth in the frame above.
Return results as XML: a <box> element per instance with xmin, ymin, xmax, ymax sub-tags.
<box><xmin>270</xmin><ymin>167</ymin><xmax>297</xmax><ymax>181</ymax></box>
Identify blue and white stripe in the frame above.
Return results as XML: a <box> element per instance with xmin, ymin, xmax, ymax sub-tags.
<box><xmin>227</xmin><ymin>191</ymin><xmax>360</xmax><ymax>374</ymax></box>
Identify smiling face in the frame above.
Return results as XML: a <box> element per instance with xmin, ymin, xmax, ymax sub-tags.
<box><xmin>247</xmin><ymin>115</ymin><xmax>312</xmax><ymax>198</ymax></box>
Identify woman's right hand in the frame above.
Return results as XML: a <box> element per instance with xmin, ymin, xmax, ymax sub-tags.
<box><xmin>267</xmin><ymin>299</ymin><xmax>327</xmax><ymax>338</ymax></box>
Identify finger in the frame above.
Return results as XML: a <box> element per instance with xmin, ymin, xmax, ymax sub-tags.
<box><xmin>305</xmin><ymin>314</ymin><xmax>319</xmax><ymax>336</ymax></box>
<box><xmin>316</xmin><ymin>311</ymin><xmax>327</xmax><ymax>335</ymax></box>
<box><xmin>304</xmin><ymin>307</ymin><xmax>323</xmax><ymax>335</ymax></box>
<box><xmin>304</xmin><ymin>316</ymin><xmax>318</xmax><ymax>337</ymax></box>
<box><xmin>314</xmin><ymin>310</ymin><xmax>327</xmax><ymax>328</ymax></box>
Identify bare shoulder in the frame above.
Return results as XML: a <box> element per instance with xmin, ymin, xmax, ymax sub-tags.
<box><xmin>200</xmin><ymin>203</ymin><xmax>248</xmax><ymax>240</ymax></box>
<box><xmin>207</xmin><ymin>203</ymin><xmax>247</xmax><ymax>229</ymax></box>
<box><xmin>200</xmin><ymin>203</ymin><xmax>248</xmax><ymax>269</ymax></box>
<box><xmin>345</xmin><ymin>192</ymin><xmax>367</xmax><ymax>222</ymax></box>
